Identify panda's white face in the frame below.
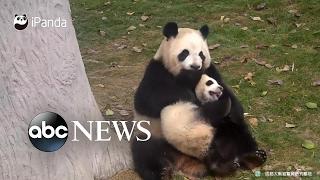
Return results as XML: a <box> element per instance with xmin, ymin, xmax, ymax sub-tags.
<box><xmin>154</xmin><ymin>27</ymin><xmax>211</xmax><ymax>76</ymax></box>
<box><xmin>195</xmin><ymin>74</ymin><xmax>223</xmax><ymax>104</ymax></box>
<box><xmin>14</xmin><ymin>14</ymin><xmax>28</xmax><ymax>30</ymax></box>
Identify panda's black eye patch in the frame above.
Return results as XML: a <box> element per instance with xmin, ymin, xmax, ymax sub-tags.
<box><xmin>17</xmin><ymin>17</ymin><xmax>20</xmax><ymax>20</ymax></box>
<box><xmin>178</xmin><ymin>49</ymin><xmax>189</xmax><ymax>61</ymax></box>
<box><xmin>199</xmin><ymin>51</ymin><xmax>206</xmax><ymax>61</ymax></box>
<box><xmin>206</xmin><ymin>80</ymin><xmax>213</xmax><ymax>86</ymax></box>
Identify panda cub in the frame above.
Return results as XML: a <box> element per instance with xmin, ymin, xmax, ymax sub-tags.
<box><xmin>161</xmin><ymin>74</ymin><xmax>227</xmax><ymax>159</ymax></box>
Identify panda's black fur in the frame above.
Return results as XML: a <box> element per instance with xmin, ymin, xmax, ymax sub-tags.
<box><xmin>131</xmin><ymin>23</ymin><xmax>266</xmax><ymax>180</ymax></box>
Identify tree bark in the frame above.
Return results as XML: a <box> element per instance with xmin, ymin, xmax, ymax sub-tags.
<box><xmin>0</xmin><ymin>0</ymin><xmax>132</xmax><ymax>179</ymax></box>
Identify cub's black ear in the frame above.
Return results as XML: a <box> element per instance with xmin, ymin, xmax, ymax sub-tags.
<box><xmin>23</xmin><ymin>14</ymin><xmax>26</xmax><ymax>17</ymax></box>
<box><xmin>163</xmin><ymin>22</ymin><xmax>178</xmax><ymax>39</ymax></box>
<box><xmin>199</xmin><ymin>25</ymin><xmax>209</xmax><ymax>39</ymax></box>
<box><xmin>15</xmin><ymin>14</ymin><xmax>18</xmax><ymax>17</ymax></box>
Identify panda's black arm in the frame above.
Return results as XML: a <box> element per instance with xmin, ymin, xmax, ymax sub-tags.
<box><xmin>134</xmin><ymin>60</ymin><xmax>197</xmax><ymax>118</ymax></box>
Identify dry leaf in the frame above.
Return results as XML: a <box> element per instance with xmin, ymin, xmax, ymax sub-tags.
<box><xmin>255</xmin><ymin>2</ymin><xmax>266</xmax><ymax>11</ymax></box>
<box><xmin>209</xmin><ymin>44</ymin><xmax>221</xmax><ymax>50</ymax></box>
<box><xmin>105</xmin><ymin>109</ymin><xmax>114</xmax><ymax>116</ymax></box>
<box><xmin>141</xmin><ymin>15</ymin><xmax>149</xmax><ymax>22</ymax></box>
<box><xmin>294</xmin><ymin>107</ymin><xmax>302</xmax><ymax>112</ymax></box>
<box><xmin>241</xmin><ymin>27</ymin><xmax>248</xmax><ymax>31</ymax></box>
<box><xmin>268</xmin><ymin>79</ymin><xmax>283</xmax><ymax>85</ymax></box>
<box><xmin>126</xmin><ymin>12</ymin><xmax>135</xmax><ymax>16</ymax></box>
<box><xmin>127</xmin><ymin>25</ymin><xmax>137</xmax><ymax>31</ymax></box>
<box><xmin>285</xmin><ymin>123</ymin><xmax>296</xmax><ymax>128</ymax></box>
<box><xmin>267</xmin><ymin>17</ymin><xmax>276</xmax><ymax>25</ymax></box>
<box><xmin>117</xmin><ymin>44</ymin><xmax>127</xmax><ymax>50</ymax></box>
<box><xmin>255</xmin><ymin>59</ymin><xmax>266</xmax><ymax>66</ymax></box>
<box><xmin>312</xmin><ymin>80</ymin><xmax>320</xmax><ymax>86</ymax></box>
<box><xmin>249</xmin><ymin>118</ymin><xmax>258</xmax><ymax>127</ymax></box>
<box><xmin>220</xmin><ymin>16</ymin><xmax>225</xmax><ymax>21</ymax></box>
<box><xmin>276</xmin><ymin>65</ymin><xmax>290</xmax><ymax>72</ymax></box>
<box><xmin>101</xmin><ymin>16</ymin><xmax>107</xmax><ymax>21</ymax></box>
<box><xmin>132</xmin><ymin>46</ymin><xmax>142</xmax><ymax>53</ymax></box>
<box><xmin>223</xmin><ymin>18</ymin><xmax>230</xmax><ymax>23</ymax></box>
<box><xmin>251</xmin><ymin>16</ymin><xmax>263</xmax><ymax>22</ymax></box>
<box><xmin>256</xmin><ymin>44</ymin><xmax>269</xmax><ymax>49</ymax></box>
<box><xmin>265</xmin><ymin>64</ymin><xmax>274</xmax><ymax>68</ymax></box>
<box><xmin>244</xmin><ymin>72</ymin><xmax>254</xmax><ymax>81</ymax></box>
<box><xmin>96</xmin><ymin>84</ymin><xmax>105</xmax><ymax>88</ymax></box>
<box><xmin>240</xmin><ymin>45</ymin><xmax>249</xmax><ymax>48</ymax></box>
<box><xmin>99</xmin><ymin>30</ymin><xmax>106</xmax><ymax>36</ymax></box>
<box><xmin>291</xmin><ymin>44</ymin><xmax>298</xmax><ymax>49</ymax></box>
<box><xmin>119</xmin><ymin>110</ymin><xmax>129</xmax><ymax>116</ymax></box>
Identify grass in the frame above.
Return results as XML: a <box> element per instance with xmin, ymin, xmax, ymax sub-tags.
<box><xmin>70</xmin><ymin>0</ymin><xmax>320</xmax><ymax>179</ymax></box>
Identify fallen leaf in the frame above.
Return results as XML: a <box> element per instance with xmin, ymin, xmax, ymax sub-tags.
<box><xmin>209</xmin><ymin>44</ymin><xmax>221</xmax><ymax>50</ymax></box>
<box><xmin>256</xmin><ymin>44</ymin><xmax>269</xmax><ymax>49</ymax></box>
<box><xmin>294</xmin><ymin>107</ymin><xmax>302</xmax><ymax>112</ymax></box>
<box><xmin>105</xmin><ymin>109</ymin><xmax>114</xmax><ymax>116</ymax></box>
<box><xmin>127</xmin><ymin>25</ymin><xmax>137</xmax><ymax>31</ymax></box>
<box><xmin>104</xmin><ymin>1</ymin><xmax>111</xmax><ymax>6</ymax></box>
<box><xmin>268</xmin><ymin>80</ymin><xmax>283</xmax><ymax>85</ymax></box>
<box><xmin>119</xmin><ymin>109</ymin><xmax>129</xmax><ymax>116</ymax></box>
<box><xmin>249</xmin><ymin>118</ymin><xmax>258</xmax><ymax>127</ymax></box>
<box><xmin>117</xmin><ymin>44</ymin><xmax>127</xmax><ymax>50</ymax></box>
<box><xmin>267</xmin><ymin>118</ymin><xmax>274</xmax><ymax>122</ymax></box>
<box><xmin>244</xmin><ymin>72</ymin><xmax>254</xmax><ymax>81</ymax></box>
<box><xmin>312</xmin><ymin>80</ymin><xmax>320</xmax><ymax>86</ymax></box>
<box><xmin>99</xmin><ymin>30</ymin><xmax>106</xmax><ymax>36</ymax></box>
<box><xmin>220</xmin><ymin>16</ymin><xmax>225</xmax><ymax>21</ymax></box>
<box><xmin>141</xmin><ymin>15</ymin><xmax>149</xmax><ymax>22</ymax></box>
<box><xmin>295</xmin><ymin>23</ymin><xmax>305</xmax><ymax>28</ymax></box>
<box><xmin>223</xmin><ymin>18</ymin><xmax>230</xmax><ymax>23</ymax></box>
<box><xmin>240</xmin><ymin>45</ymin><xmax>249</xmax><ymax>48</ymax></box>
<box><xmin>266</xmin><ymin>17</ymin><xmax>276</xmax><ymax>25</ymax></box>
<box><xmin>305</xmin><ymin>102</ymin><xmax>317</xmax><ymax>109</ymax></box>
<box><xmin>126</xmin><ymin>12</ymin><xmax>135</xmax><ymax>16</ymax></box>
<box><xmin>132</xmin><ymin>46</ymin><xmax>142</xmax><ymax>53</ymax></box>
<box><xmin>291</xmin><ymin>44</ymin><xmax>298</xmax><ymax>49</ymax></box>
<box><xmin>261</xmin><ymin>91</ymin><xmax>268</xmax><ymax>96</ymax></box>
<box><xmin>302</xmin><ymin>140</ymin><xmax>315</xmax><ymax>150</ymax></box>
<box><xmin>255</xmin><ymin>2</ymin><xmax>266</xmax><ymax>11</ymax></box>
<box><xmin>265</xmin><ymin>64</ymin><xmax>274</xmax><ymax>68</ymax></box>
<box><xmin>101</xmin><ymin>16</ymin><xmax>107</xmax><ymax>21</ymax></box>
<box><xmin>276</xmin><ymin>65</ymin><xmax>290</xmax><ymax>72</ymax></box>
<box><xmin>285</xmin><ymin>122</ymin><xmax>296</xmax><ymax>128</ymax></box>
<box><xmin>241</xmin><ymin>27</ymin><xmax>248</xmax><ymax>31</ymax></box>
<box><xmin>96</xmin><ymin>84</ymin><xmax>105</xmax><ymax>88</ymax></box>
<box><xmin>251</xmin><ymin>16</ymin><xmax>263</xmax><ymax>22</ymax></box>
<box><xmin>255</xmin><ymin>59</ymin><xmax>266</xmax><ymax>66</ymax></box>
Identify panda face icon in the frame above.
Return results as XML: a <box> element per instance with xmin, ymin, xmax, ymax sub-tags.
<box><xmin>14</xmin><ymin>14</ymin><xmax>28</xmax><ymax>30</ymax></box>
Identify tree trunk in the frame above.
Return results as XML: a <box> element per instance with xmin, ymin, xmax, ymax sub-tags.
<box><xmin>0</xmin><ymin>0</ymin><xmax>132</xmax><ymax>179</ymax></box>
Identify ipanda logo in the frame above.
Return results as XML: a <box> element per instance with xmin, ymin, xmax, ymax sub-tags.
<box><xmin>14</xmin><ymin>14</ymin><xmax>67</xmax><ymax>30</ymax></box>
<box><xmin>28</xmin><ymin>112</ymin><xmax>150</xmax><ymax>152</ymax></box>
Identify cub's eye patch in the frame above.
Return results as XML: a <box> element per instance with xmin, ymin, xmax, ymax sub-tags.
<box><xmin>206</xmin><ymin>80</ymin><xmax>213</xmax><ymax>86</ymax></box>
<box><xmin>178</xmin><ymin>49</ymin><xmax>189</xmax><ymax>61</ymax></box>
<box><xmin>17</xmin><ymin>17</ymin><xmax>20</xmax><ymax>20</ymax></box>
<box><xmin>199</xmin><ymin>51</ymin><xmax>205</xmax><ymax>61</ymax></box>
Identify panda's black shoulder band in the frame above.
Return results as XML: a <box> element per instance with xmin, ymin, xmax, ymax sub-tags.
<box><xmin>163</xmin><ymin>22</ymin><xmax>178</xmax><ymax>40</ymax></box>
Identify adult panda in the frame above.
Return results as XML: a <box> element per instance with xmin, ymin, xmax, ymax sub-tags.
<box><xmin>131</xmin><ymin>22</ymin><xmax>266</xmax><ymax>180</ymax></box>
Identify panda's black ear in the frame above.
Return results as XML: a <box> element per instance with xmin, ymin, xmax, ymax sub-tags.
<box><xmin>23</xmin><ymin>14</ymin><xmax>26</xmax><ymax>17</ymax></box>
<box><xmin>199</xmin><ymin>25</ymin><xmax>209</xmax><ymax>39</ymax></box>
<box><xmin>15</xmin><ymin>14</ymin><xmax>18</xmax><ymax>17</ymax></box>
<box><xmin>163</xmin><ymin>22</ymin><xmax>178</xmax><ymax>39</ymax></box>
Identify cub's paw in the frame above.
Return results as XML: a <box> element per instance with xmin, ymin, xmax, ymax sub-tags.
<box><xmin>239</xmin><ymin>149</ymin><xmax>267</xmax><ymax>170</ymax></box>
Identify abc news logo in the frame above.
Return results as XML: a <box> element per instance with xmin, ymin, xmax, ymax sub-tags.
<box><xmin>28</xmin><ymin>112</ymin><xmax>150</xmax><ymax>152</ymax></box>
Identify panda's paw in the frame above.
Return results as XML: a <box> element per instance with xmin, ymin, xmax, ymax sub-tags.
<box><xmin>255</xmin><ymin>149</ymin><xmax>267</xmax><ymax>163</ymax></box>
<box><xmin>239</xmin><ymin>149</ymin><xmax>267</xmax><ymax>170</ymax></box>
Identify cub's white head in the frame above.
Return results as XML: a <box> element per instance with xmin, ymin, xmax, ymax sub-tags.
<box><xmin>195</xmin><ymin>74</ymin><xmax>223</xmax><ymax>104</ymax></box>
<box><xmin>154</xmin><ymin>22</ymin><xmax>211</xmax><ymax>76</ymax></box>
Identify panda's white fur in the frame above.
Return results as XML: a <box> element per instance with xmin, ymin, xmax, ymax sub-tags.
<box><xmin>154</xmin><ymin>28</ymin><xmax>211</xmax><ymax>76</ymax></box>
<box><xmin>161</xmin><ymin>74</ymin><xmax>223</xmax><ymax>159</ymax></box>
